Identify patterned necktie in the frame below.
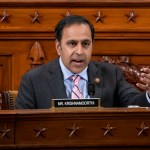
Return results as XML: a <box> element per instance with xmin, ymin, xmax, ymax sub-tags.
<box><xmin>71</xmin><ymin>75</ymin><xmax>83</xmax><ymax>99</ymax></box>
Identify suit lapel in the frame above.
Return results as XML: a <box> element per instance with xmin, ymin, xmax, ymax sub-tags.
<box><xmin>46</xmin><ymin>59</ymin><xmax>67</xmax><ymax>99</ymax></box>
<box><xmin>45</xmin><ymin>59</ymin><xmax>103</xmax><ymax>100</ymax></box>
<box><xmin>88</xmin><ymin>62</ymin><xmax>103</xmax><ymax>99</ymax></box>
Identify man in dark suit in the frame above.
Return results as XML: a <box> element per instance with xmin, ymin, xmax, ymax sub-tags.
<box><xmin>15</xmin><ymin>15</ymin><xmax>150</xmax><ymax>109</ymax></box>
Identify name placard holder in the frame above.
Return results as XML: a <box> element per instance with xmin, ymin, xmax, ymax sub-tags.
<box><xmin>52</xmin><ymin>98</ymin><xmax>101</xmax><ymax>108</ymax></box>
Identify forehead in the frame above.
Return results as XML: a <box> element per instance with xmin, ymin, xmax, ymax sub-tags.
<box><xmin>61</xmin><ymin>23</ymin><xmax>92</xmax><ymax>40</ymax></box>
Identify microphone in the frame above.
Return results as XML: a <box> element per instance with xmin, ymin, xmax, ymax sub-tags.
<box><xmin>88</xmin><ymin>83</ymin><xmax>95</xmax><ymax>96</ymax></box>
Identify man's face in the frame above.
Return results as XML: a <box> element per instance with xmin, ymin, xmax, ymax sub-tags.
<box><xmin>56</xmin><ymin>23</ymin><xmax>93</xmax><ymax>74</ymax></box>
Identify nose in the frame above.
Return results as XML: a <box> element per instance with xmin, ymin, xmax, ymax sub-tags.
<box><xmin>76</xmin><ymin>44</ymin><xmax>84</xmax><ymax>55</ymax></box>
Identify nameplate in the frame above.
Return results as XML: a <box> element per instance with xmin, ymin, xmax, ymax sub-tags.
<box><xmin>52</xmin><ymin>98</ymin><xmax>101</xmax><ymax>108</ymax></box>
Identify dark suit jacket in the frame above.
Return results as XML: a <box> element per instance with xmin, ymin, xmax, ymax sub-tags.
<box><xmin>15</xmin><ymin>58</ymin><xmax>150</xmax><ymax>109</ymax></box>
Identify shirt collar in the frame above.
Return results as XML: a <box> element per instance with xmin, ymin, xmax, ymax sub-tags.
<box><xmin>59</xmin><ymin>57</ymin><xmax>88</xmax><ymax>81</ymax></box>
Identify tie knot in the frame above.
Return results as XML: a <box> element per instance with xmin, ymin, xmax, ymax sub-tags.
<box><xmin>71</xmin><ymin>75</ymin><xmax>80</xmax><ymax>85</ymax></box>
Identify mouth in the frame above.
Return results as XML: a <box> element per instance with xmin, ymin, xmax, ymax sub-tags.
<box><xmin>72</xmin><ymin>59</ymin><xmax>84</xmax><ymax>66</ymax></box>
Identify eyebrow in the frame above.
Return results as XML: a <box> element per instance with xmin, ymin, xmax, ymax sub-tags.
<box><xmin>81</xmin><ymin>39</ymin><xmax>91</xmax><ymax>42</ymax></box>
<box><xmin>66</xmin><ymin>39</ymin><xmax>91</xmax><ymax>42</ymax></box>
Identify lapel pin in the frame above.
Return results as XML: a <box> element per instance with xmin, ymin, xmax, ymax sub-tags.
<box><xmin>94</xmin><ymin>77</ymin><xmax>101</xmax><ymax>84</ymax></box>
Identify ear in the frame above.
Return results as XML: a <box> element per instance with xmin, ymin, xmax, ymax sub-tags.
<box><xmin>55</xmin><ymin>39</ymin><xmax>61</xmax><ymax>56</ymax></box>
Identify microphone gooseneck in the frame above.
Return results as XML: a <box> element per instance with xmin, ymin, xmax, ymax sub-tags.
<box><xmin>88</xmin><ymin>83</ymin><xmax>95</xmax><ymax>96</ymax></box>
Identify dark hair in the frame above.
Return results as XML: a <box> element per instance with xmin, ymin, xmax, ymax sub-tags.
<box><xmin>55</xmin><ymin>15</ymin><xmax>95</xmax><ymax>42</ymax></box>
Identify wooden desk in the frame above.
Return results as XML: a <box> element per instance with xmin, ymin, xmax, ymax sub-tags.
<box><xmin>0</xmin><ymin>108</ymin><xmax>150</xmax><ymax>149</ymax></box>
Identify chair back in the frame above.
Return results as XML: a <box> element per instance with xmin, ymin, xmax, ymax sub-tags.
<box><xmin>0</xmin><ymin>90</ymin><xmax>18</xmax><ymax>110</ymax></box>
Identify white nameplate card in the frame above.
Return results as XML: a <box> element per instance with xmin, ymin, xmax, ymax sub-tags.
<box><xmin>52</xmin><ymin>98</ymin><xmax>101</xmax><ymax>108</ymax></box>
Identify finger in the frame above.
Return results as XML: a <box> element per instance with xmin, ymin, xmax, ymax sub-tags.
<box><xmin>141</xmin><ymin>72</ymin><xmax>150</xmax><ymax>80</ymax></box>
<box><xmin>140</xmin><ymin>67</ymin><xmax>150</xmax><ymax>74</ymax></box>
<box><xmin>136</xmin><ymin>67</ymin><xmax>150</xmax><ymax>91</ymax></box>
<box><xmin>140</xmin><ymin>76</ymin><xmax>150</xmax><ymax>84</ymax></box>
<box><xmin>136</xmin><ymin>83</ymin><xmax>149</xmax><ymax>91</ymax></box>
<box><xmin>140</xmin><ymin>69</ymin><xmax>150</xmax><ymax>85</ymax></box>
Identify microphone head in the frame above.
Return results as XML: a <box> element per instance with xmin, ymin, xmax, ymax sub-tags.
<box><xmin>88</xmin><ymin>83</ymin><xmax>95</xmax><ymax>96</ymax></box>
